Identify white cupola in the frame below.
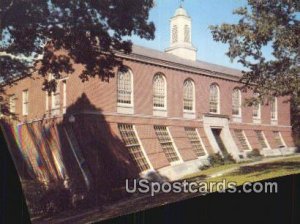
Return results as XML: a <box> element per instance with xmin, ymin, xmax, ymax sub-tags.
<box><xmin>165</xmin><ymin>5</ymin><xmax>197</xmax><ymax>61</ymax></box>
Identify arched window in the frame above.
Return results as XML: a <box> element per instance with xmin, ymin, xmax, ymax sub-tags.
<box><xmin>153</xmin><ymin>73</ymin><xmax>166</xmax><ymax>109</ymax></box>
<box><xmin>232</xmin><ymin>88</ymin><xmax>241</xmax><ymax>116</ymax></box>
<box><xmin>172</xmin><ymin>25</ymin><xmax>178</xmax><ymax>43</ymax></box>
<box><xmin>209</xmin><ymin>84</ymin><xmax>220</xmax><ymax>113</ymax></box>
<box><xmin>183</xmin><ymin>79</ymin><xmax>195</xmax><ymax>111</ymax></box>
<box><xmin>184</xmin><ymin>25</ymin><xmax>190</xmax><ymax>43</ymax></box>
<box><xmin>252</xmin><ymin>93</ymin><xmax>261</xmax><ymax>119</ymax></box>
<box><xmin>117</xmin><ymin>69</ymin><xmax>133</xmax><ymax>105</ymax></box>
<box><xmin>270</xmin><ymin>97</ymin><xmax>277</xmax><ymax>120</ymax></box>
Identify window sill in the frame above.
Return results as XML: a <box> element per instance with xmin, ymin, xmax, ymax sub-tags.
<box><xmin>271</xmin><ymin>119</ymin><xmax>278</xmax><ymax>125</ymax></box>
<box><xmin>117</xmin><ymin>105</ymin><xmax>134</xmax><ymax>114</ymax></box>
<box><xmin>170</xmin><ymin>160</ymin><xmax>182</xmax><ymax>166</ymax></box>
<box><xmin>232</xmin><ymin>116</ymin><xmax>242</xmax><ymax>123</ymax></box>
<box><xmin>153</xmin><ymin>108</ymin><xmax>167</xmax><ymax>117</ymax></box>
<box><xmin>183</xmin><ymin>111</ymin><xmax>196</xmax><ymax>119</ymax></box>
<box><xmin>253</xmin><ymin>118</ymin><xmax>261</xmax><ymax>124</ymax></box>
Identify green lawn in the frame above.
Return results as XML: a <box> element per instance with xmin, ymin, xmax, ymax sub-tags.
<box><xmin>183</xmin><ymin>163</ymin><xmax>240</xmax><ymax>180</ymax></box>
<box><xmin>208</xmin><ymin>156</ymin><xmax>300</xmax><ymax>185</ymax></box>
<box><xmin>182</xmin><ymin>155</ymin><xmax>300</xmax><ymax>186</ymax></box>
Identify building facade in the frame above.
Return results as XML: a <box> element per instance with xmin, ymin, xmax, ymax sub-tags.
<box><xmin>0</xmin><ymin>7</ymin><xmax>296</xmax><ymax>193</ymax></box>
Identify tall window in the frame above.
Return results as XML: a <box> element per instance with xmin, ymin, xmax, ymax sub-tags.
<box><xmin>22</xmin><ymin>90</ymin><xmax>29</xmax><ymax>116</ymax></box>
<box><xmin>185</xmin><ymin>128</ymin><xmax>206</xmax><ymax>157</ymax></box>
<box><xmin>252</xmin><ymin>93</ymin><xmax>261</xmax><ymax>119</ymax></box>
<box><xmin>117</xmin><ymin>69</ymin><xmax>133</xmax><ymax>105</ymax></box>
<box><xmin>9</xmin><ymin>95</ymin><xmax>16</xmax><ymax>114</ymax></box>
<box><xmin>63</xmin><ymin>80</ymin><xmax>67</xmax><ymax>114</ymax></box>
<box><xmin>118</xmin><ymin>124</ymin><xmax>150</xmax><ymax>172</ymax></box>
<box><xmin>154</xmin><ymin>126</ymin><xmax>180</xmax><ymax>163</ymax></box>
<box><xmin>232</xmin><ymin>88</ymin><xmax>241</xmax><ymax>116</ymax></box>
<box><xmin>153</xmin><ymin>73</ymin><xmax>166</xmax><ymax>109</ymax></box>
<box><xmin>184</xmin><ymin>25</ymin><xmax>190</xmax><ymax>43</ymax></box>
<box><xmin>270</xmin><ymin>97</ymin><xmax>277</xmax><ymax>120</ymax></box>
<box><xmin>234</xmin><ymin>129</ymin><xmax>251</xmax><ymax>151</ymax></box>
<box><xmin>172</xmin><ymin>25</ymin><xmax>178</xmax><ymax>43</ymax></box>
<box><xmin>209</xmin><ymin>84</ymin><xmax>220</xmax><ymax>113</ymax></box>
<box><xmin>183</xmin><ymin>79</ymin><xmax>195</xmax><ymax>111</ymax></box>
<box><xmin>255</xmin><ymin>130</ymin><xmax>268</xmax><ymax>149</ymax></box>
<box><xmin>52</xmin><ymin>83</ymin><xmax>60</xmax><ymax>115</ymax></box>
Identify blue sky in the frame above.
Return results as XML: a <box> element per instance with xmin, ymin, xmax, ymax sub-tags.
<box><xmin>131</xmin><ymin>0</ymin><xmax>251</xmax><ymax>70</ymax></box>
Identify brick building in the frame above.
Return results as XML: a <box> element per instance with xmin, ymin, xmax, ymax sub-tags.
<box><xmin>0</xmin><ymin>6</ymin><xmax>296</xmax><ymax>196</ymax></box>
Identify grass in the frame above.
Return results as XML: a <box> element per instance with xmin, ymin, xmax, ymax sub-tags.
<box><xmin>183</xmin><ymin>163</ymin><xmax>240</xmax><ymax>180</ymax></box>
<box><xmin>207</xmin><ymin>156</ymin><xmax>300</xmax><ymax>185</ymax></box>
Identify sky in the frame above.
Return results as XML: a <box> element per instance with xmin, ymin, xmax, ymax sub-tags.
<box><xmin>130</xmin><ymin>0</ymin><xmax>254</xmax><ymax>70</ymax></box>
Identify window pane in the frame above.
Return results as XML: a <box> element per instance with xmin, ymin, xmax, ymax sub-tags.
<box><xmin>234</xmin><ymin>129</ymin><xmax>250</xmax><ymax>151</ymax></box>
<box><xmin>270</xmin><ymin>97</ymin><xmax>277</xmax><ymax>120</ymax></box>
<box><xmin>184</xmin><ymin>25</ymin><xmax>190</xmax><ymax>43</ymax></box>
<box><xmin>183</xmin><ymin>80</ymin><xmax>194</xmax><ymax>111</ymax></box>
<box><xmin>255</xmin><ymin>130</ymin><xmax>268</xmax><ymax>148</ymax></box>
<box><xmin>117</xmin><ymin>70</ymin><xmax>132</xmax><ymax>104</ymax></box>
<box><xmin>154</xmin><ymin>126</ymin><xmax>179</xmax><ymax>163</ymax></box>
<box><xmin>172</xmin><ymin>25</ymin><xmax>178</xmax><ymax>43</ymax></box>
<box><xmin>153</xmin><ymin>74</ymin><xmax>166</xmax><ymax>108</ymax></box>
<box><xmin>209</xmin><ymin>84</ymin><xmax>219</xmax><ymax>113</ymax></box>
<box><xmin>185</xmin><ymin>127</ymin><xmax>205</xmax><ymax>157</ymax></box>
<box><xmin>232</xmin><ymin>89</ymin><xmax>241</xmax><ymax>116</ymax></box>
<box><xmin>118</xmin><ymin>124</ymin><xmax>150</xmax><ymax>171</ymax></box>
<box><xmin>273</xmin><ymin>131</ymin><xmax>284</xmax><ymax>147</ymax></box>
<box><xmin>22</xmin><ymin>90</ymin><xmax>29</xmax><ymax>115</ymax></box>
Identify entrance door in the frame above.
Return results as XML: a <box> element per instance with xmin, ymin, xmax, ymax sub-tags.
<box><xmin>211</xmin><ymin>128</ymin><xmax>230</xmax><ymax>159</ymax></box>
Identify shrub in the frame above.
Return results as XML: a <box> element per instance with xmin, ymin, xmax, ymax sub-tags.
<box><xmin>247</xmin><ymin>148</ymin><xmax>262</xmax><ymax>159</ymax></box>
<box><xmin>23</xmin><ymin>181</ymin><xmax>72</xmax><ymax>217</ymax></box>
<box><xmin>208</xmin><ymin>152</ymin><xmax>225</xmax><ymax>166</ymax></box>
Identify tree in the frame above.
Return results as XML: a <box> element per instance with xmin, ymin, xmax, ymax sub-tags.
<box><xmin>210</xmin><ymin>0</ymin><xmax>299</xmax><ymax>102</ymax></box>
<box><xmin>210</xmin><ymin>0</ymin><xmax>300</xmax><ymax>141</ymax></box>
<box><xmin>0</xmin><ymin>0</ymin><xmax>155</xmax><ymax>92</ymax></box>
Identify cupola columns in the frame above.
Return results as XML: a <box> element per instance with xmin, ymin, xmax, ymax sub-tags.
<box><xmin>165</xmin><ymin>5</ymin><xmax>197</xmax><ymax>61</ymax></box>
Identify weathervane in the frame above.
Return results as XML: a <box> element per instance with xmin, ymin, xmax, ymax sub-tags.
<box><xmin>179</xmin><ymin>0</ymin><xmax>184</xmax><ymax>7</ymax></box>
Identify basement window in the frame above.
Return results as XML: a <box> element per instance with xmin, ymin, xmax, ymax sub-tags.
<box><xmin>185</xmin><ymin>127</ymin><xmax>206</xmax><ymax>157</ymax></box>
<box><xmin>154</xmin><ymin>125</ymin><xmax>181</xmax><ymax>164</ymax></box>
<box><xmin>118</xmin><ymin>124</ymin><xmax>150</xmax><ymax>172</ymax></box>
<box><xmin>233</xmin><ymin>129</ymin><xmax>251</xmax><ymax>151</ymax></box>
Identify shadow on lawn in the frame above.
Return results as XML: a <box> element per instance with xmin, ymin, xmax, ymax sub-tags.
<box><xmin>230</xmin><ymin>161</ymin><xmax>300</xmax><ymax>178</ymax></box>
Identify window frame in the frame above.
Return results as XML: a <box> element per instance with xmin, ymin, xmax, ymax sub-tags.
<box><xmin>183</xmin><ymin>79</ymin><xmax>195</xmax><ymax>113</ymax></box>
<box><xmin>118</xmin><ymin>124</ymin><xmax>152</xmax><ymax>172</ymax></box>
<box><xmin>185</xmin><ymin>127</ymin><xmax>207</xmax><ymax>157</ymax></box>
<box><xmin>117</xmin><ymin>68</ymin><xmax>134</xmax><ymax>108</ymax></box>
<box><xmin>153</xmin><ymin>73</ymin><xmax>167</xmax><ymax>111</ymax></box>
<box><xmin>233</xmin><ymin>129</ymin><xmax>252</xmax><ymax>151</ymax></box>
<box><xmin>209</xmin><ymin>83</ymin><xmax>220</xmax><ymax>114</ymax></box>
<box><xmin>184</xmin><ymin>24</ymin><xmax>190</xmax><ymax>43</ymax></box>
<box><xmin>9</xmin><ymin>94</ymin><xmax>16</xmax><ymax>114</ymax></box>
<box><xmin>273</xmin><ymin>131</ymin><xmax>286</xmax><ymax>148</ymax></box>
<box><xmin>255</xmin><ymin>130</ymin><xmax>270</xmax><ymax>149</ymax></box>
<box><xmin>22</xmin><ymin>89</ymin><xmax>29</xmax><ymax>116</ymax></box>
<box><xmin>232</xmin><ymin>88</ymin><xmax>242</xmax><ymax>117</ymax></box>
<box><xmin>172</xmin><ymin>25</ymin><xmax>178</xmax><ymax>43</ymax></box>
<box><xmin>270</xmin><ymin>97</ymin><xmax>278</xmax><ymax>121</ymax></box>
<box><xmin>252</xmin><ymin>93</ymin><xmax>261</xmax><ymax>120</ymax></box>
<box><xmin>154</xmin><ymin>125</ymin><xmax>183</xmax><ymax>165</ymax></box>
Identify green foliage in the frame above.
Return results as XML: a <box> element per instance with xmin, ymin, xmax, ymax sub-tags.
<box><xmin>210</xmin><ymin>0</ymin><xmax>300</xmax><ymax>102</ymax></box>
<box><xmin>247</xmin><ymin>148</ymin><xmax>262</xmax><ymax>159</ymax></box>
<box><xmin>208</xmin><ymin>152</ymin><xmax>225</xmax><ymax>166</ymax></box>
<box><xmin>0</xmin><ymin>0</ymin><xmax>155</xmax><ymax>92</ymax></box>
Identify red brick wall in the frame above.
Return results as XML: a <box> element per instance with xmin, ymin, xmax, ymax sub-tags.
<box><xmin>1</xmin><ymin>55</ymin><xmax>295</xmax><ymax>166</ymax></box>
